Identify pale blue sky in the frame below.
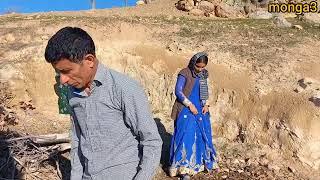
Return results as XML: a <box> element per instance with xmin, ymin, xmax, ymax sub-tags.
<box><xmin>0</xmin><ymin>0</ymin><xmax>136</xmax><ymax>14</ymax></box>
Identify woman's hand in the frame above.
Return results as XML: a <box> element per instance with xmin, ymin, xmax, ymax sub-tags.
<box><xmin>202</xmin><ymin>105</ymin><xmax>209</xmax><ymax>114</ymax></box>
<box><xmin>189</xmin><ymin>104</ymin><xmax>198</xmax><ymax>115</ymax></box>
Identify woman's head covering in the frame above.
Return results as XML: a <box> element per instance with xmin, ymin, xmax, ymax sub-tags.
<box><xmin>188</xmin><ymin>52</ymin><xmax>209</xmax><ymax>79</ymax></box>
<box><xmin>188</xmin><ymin>52</ymin><xmax>209</xmax><ymax>102</ymax></box>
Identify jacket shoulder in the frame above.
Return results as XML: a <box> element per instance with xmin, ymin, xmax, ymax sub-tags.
<box><xmin>178</xmin><ymin>68</ymin><xmax>190</xmax><ymax>77</ymax></box>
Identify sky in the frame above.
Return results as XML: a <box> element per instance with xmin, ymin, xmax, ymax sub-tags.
<box><xmin>0</xmin><ymin>0</ymin><xmax>136</xmax><ymax>14</ymax></box>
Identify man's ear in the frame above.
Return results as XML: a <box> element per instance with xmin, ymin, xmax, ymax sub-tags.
<box><xmin>83</xmin><ymin>54</ymin><xmax>96</xmax><ymax>68</ymax></box>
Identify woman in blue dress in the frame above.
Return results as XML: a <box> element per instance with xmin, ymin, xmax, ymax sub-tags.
<box><xmin>169</xmin><ymin>52</ymin><xmax>217</xmax><ymax>179</ymax></box>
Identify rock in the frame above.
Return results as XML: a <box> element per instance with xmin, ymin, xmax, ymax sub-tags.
<box><xmin>244</xmin><ymin>4</ymin><xmax>257</xmax><ymax>14</ymax></box>
<box><xmin>175</xmin><ymin>0</ymin><xmax>194</xmax><ymax>11</ymax></box>
<box><xmin>249</xmin><ymin>10</ymin><xmax>273</xmax><ymax>19</ymax></box>
<box><xmin>294</xmin><ymin>86</ymin><xmax>304</xmax><ymax>93</ymax></box>
<box><xmin>298</xmin><ymin>78</ymin><xmax>320</xmax><ymax>90</ymax></box>
<box><xmin>222</xmin><ymin>168</ymin><xmax>230</xmax><ymax>172</ymax></box>
<box><xmin>298</xmin><ymin>79</ymin><xmax>308</xmax><ymax>89</ymax></box>
<box><xmin>222</xmin><ymin>175</ymin><xmax>228</xmax><ymax>179</ymax></box>
<box><xmin>187</xmin><ymin>0</ymin><xmax>195</xmax><ymax>6</ymax></box>
<box><xmin>198</xmin><ymin>0</ymin><xmax>216</xmax><ymax>13</ymax></box>
<box><xmin>136</xmin><ymin>0</ymin><xmax>145</xmax><ymax>5</ymax></box>
<box><xmin>215</xmin><ymin>3</ymin><xmax>240</xmax><ymax>18</ymax></box>
<box><xmin>258</xmin><ymin>0</ymin><xmax>270</xmax><ymax>8</ymax></box>
<box><xmin>288</xmin><ymin>166</ymin><xmax>296</xmax><ymax>173</ymax></box>
<box><xmin>237</xmin><ymin>169</ymin><xmax>244</xmax><ymax>173</ymax></box>
<box><xmin>303</xmin><ymin>13</ymin><xmax>320</xmax><ymax>24</ymax></box>
<box><xmin>189</xmin><ymin>9</ymin><xmax>204</xmax><ymax>16</ymax></box>
<box><xmin>204</xmin><ymin>12</ymin><xmax>213</xmax><ymax>17</ymax></box>
<box><xmin>310</xmin><ymin>94</ymin><xmax>320</xmax><ymax>107</ymax></box>
<box><xmin>273</xmin><ymin>15</ymin><xmax>292</xmax><ymax>28</ymax></box>
<box><xmin>239</xmin><ymin>159</ymin><xmax>246</xmax><ymax>165</ymax></box>
<box><xmin>293</xmin><ymin>25</ymin><xmax>303</xmax><ymax>30</ymax></box>
<box><xmin>259</xmin><ymin>158</ymin><xmax>269</xmax><ymax>166</ymax></box>
<box><xmin>232</xmin><ymin>159</ymin><xmax>240</xmax><ymax>165</ymax></box>
<box><xmin>41</xmin><ymin>35</ymin><xmax>49</xmax><ymax>40</ymax></box>
<box><xmin>245</xmin><ymin>157</ymin><xmax>252</xmax><ymax>165</ymax></box>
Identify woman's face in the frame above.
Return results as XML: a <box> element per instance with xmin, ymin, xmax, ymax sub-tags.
<box><xmin>194</xmin><ymin>62</ymin><xmax>207</xmax><ymax>73</ymax></box>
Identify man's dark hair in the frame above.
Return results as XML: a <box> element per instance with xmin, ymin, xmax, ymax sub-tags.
<box><xmin>45</xmin><ymin>27</ymin><xmax>95</xmax><ymax>64</ymax></box>
<box><xmin>196</xmin><ymin>55</ymin><xmax>208</xmax><ymax>65</ymax></box>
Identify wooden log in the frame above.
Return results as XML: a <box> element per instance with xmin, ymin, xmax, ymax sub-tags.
<box><xmin>4</xmin><ymin>133</ymin><xmax>70</xmax><ymax>146</ymax></box>
<box><xmin>31</xmin><ymin>133</ymin><xmax>70</xmax><ymax>146</ymax></box>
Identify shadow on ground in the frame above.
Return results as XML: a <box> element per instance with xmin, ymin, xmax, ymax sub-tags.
<box><xmin>154</xmin><ymin>117</ymin><xmax>173</xmax><ymax>175</ymax></box>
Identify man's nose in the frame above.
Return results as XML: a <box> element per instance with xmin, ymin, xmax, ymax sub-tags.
<box><xmin>60</xmin><ymin>74</ymin><xmax>70</xmax><ymax>85</ymax></box>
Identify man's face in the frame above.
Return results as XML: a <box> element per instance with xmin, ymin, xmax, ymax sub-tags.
<box><xmin>52</xmin><ymin>55</ymin><xmax>95</xmax><ymax>89</ymax></box>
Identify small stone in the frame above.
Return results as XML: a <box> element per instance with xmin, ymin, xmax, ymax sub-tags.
<box><xmin>259</xmin><ymin>159</ymin><xmax>269</xmax><ymax>166</ymax></box>
<box><xmin>245</xmin><ymin>158</ymin><xmax>252</xmax><ymax>165</ymax></box>
<box><xmin>222</xmin><ymin>168</ymin><xmax>230</xmax><ymax>173</ymax></box>
<box><xmin>237</xmin><ymin>169</ymin><xmax>244</xmax><ymax>173</ymax></box>
<box><xmin>294</xmin><ymin>86</ymin><xmax>304</xmax><ymax>93</ymax></box>
<box><xmin>232</xmin><ymin>159</ymin><xmax>240</xmax><ymax>165</ymax></box>
<box><xmin>293</xmin><ymin>25</ymin><xmax>303</xmax><ymax>30</ymax></box>
<box><xmin>288</xmin><ymin>166</ymin><xmax>296</xmax><ymax>173</ymax></box>
<box><xmin>204</xmin><ymin>12</ymin><xmax>211</xmax><ymax>17</ymax></box>
<box><xmin>222</xmin><ymin>175</ymin><xmax>228</xmax><ymax>179</ymax></box>
<box><xmin>273</xmin><ymin>15</ymin><xmax>292</xmax><ymax>28</ymax></box>
<box><xmin>310</xmin><ymin>95</ymin><xmax>320</xmax><ymax>107</ymax></box>
<box><xmin>41</xmin><ymin>35</ymin><xmax>49</xmax><ymax>40</ymax></box>
<box><xmin>0</xmin><ymin>121</ymin><xmax>5</xmax><ymax>126</ymax></box>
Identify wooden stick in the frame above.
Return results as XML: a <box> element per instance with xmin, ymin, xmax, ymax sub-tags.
<box><xmin>3</xmin><ymin>135</ymin><xmax>53</xmax><ymax>142</ymax></box>
<box><xmin>56</xmin><ymin>159</ymin><xmax>62</xmax><ymax>180</ymax></box>
<box><xmin>12</xmin><ymin>155</ymin><xmax>24</xmax><ymax>168</ymax></box>
<box><xmin>3</xmin><ymin>133</ymin><xmax>70</xmax><ymax>146</ymax></box>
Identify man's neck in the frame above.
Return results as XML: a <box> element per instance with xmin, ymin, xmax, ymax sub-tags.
<box><xmin>82</xmin><ymin>61</ymin><xmax>99</xmax><ymax>95</ymax></box>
